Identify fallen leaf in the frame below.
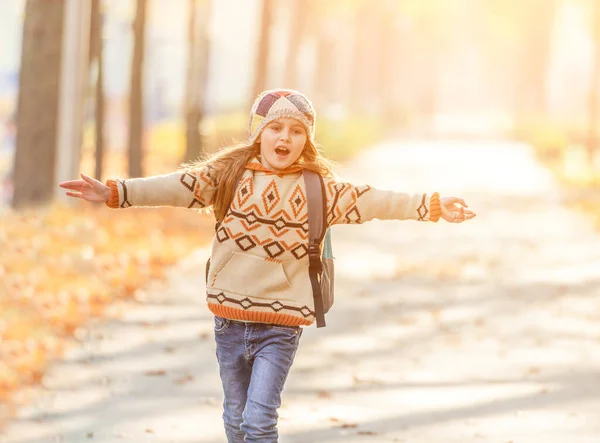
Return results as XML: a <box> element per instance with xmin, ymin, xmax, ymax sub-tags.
<box><xmin>317</xmin><ymin>390</ymin><xmax>331</xmax><ymax>399</ymax></box>
<box><xmin>144</xmin><ymin>370</ymin><xmax>167</xmax><ymax>376</ymax></box>
<box><xmin>175</xmin><ymin>374</ymin><xmax>194</xmax><ymax>385</ymax></box>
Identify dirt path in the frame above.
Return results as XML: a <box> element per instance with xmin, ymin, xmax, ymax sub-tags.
<box><xmin>2</xmin><ymin>139</ymin><xmax>600</xmax><ymax>443</ymax></box>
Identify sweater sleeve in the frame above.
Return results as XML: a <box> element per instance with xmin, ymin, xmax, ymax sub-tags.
<box><xmin>323</xmin><ymin>177</ymin><xmax>441</xmax><ymax>225</ymax></box>
<box><xmin>105</xmin><ymin>165</ymin><xmax>218</xmax><ymax>209</ymax></box>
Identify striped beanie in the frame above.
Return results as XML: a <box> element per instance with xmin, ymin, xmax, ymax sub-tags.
<box><xmin>248</xmin><ymin>89</ymin><xmax>316</xmax><ymax>144</ymax></box>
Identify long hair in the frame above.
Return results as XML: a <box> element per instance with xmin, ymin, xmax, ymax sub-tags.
<box><xmin>180</xmin><ymin>137</ymin><xmax>337</xmax><ymax>222</ymax></box>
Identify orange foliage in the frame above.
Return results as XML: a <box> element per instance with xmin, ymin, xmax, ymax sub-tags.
<box><xmin>0</xmin><ymin>201</ymin><xmax>213</xmax><ymax>417</ymax></box>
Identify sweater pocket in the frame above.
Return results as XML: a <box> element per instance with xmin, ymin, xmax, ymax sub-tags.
<box><xmin>211</xmin><ymin>251</ymin><xmax>292</xmax><ymax>299</ymax></box>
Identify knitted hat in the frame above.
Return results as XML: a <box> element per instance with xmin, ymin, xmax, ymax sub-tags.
<box><xmin>248</xmin><ymin>89</ymin><xmax>316</xmax><ymax>144</ymax></box>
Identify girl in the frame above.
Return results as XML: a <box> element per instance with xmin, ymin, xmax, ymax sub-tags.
<box><xmin>59</xmin><ymin>89</ymin><xmax>475</xmax><ymax>442</ymax></box>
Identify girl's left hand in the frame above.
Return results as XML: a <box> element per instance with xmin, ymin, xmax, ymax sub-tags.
<box><xmin>441</xmin><ymin>197</ymin><xmax>476</xmax><ymax>223</ymax></box>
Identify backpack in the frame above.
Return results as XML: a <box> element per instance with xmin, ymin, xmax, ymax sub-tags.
<box><xmin>205</xmin><ymin>169</ymin><xmax>334</xmax><ymax>328</ymax></box>
<box><xmin>303</xmin><ymin>170</ymin><xmax>334</xmax><ymax>328</ymax></box>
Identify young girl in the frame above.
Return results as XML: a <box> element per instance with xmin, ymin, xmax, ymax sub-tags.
<box><xmin>59</xmin><ymin>89</ymin><xmax>475</xmax><ymax>442</ymax></box>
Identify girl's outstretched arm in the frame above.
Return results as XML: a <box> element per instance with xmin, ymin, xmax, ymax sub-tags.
<box><xmin>59</xmin><ymin>166</ymin><xmax>218</xmax><ymax>210</ymax></box>
<box><xmin>323</xmin><ymin>178</ymin><xmax>475</xmax><ymax>225</ymax></box>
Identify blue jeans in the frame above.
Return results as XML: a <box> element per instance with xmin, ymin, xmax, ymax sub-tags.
<box><xmin>214</xmin><ymin>316</ymin><xmax>303</xmax><ymax>443</ymax></box>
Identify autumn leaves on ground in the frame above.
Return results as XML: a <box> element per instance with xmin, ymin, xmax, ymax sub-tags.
<box><xmin>0</xmin><ymin>202</ymin><xmax>214</xmax><ymax>420</ymax></box>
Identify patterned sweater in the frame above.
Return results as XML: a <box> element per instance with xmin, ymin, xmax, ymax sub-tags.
<box><xmin>106</xmin><ymin>157</ymin><xmax>441</xmax><ymax>326</ymax></box>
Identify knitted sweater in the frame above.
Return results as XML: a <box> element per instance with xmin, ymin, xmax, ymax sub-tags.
<box><xmin>106</xmin><ymin>157</ymin><xmax>441</xmax><ymax>326</ymax></box>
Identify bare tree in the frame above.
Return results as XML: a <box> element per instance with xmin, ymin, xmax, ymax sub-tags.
<box><xmin>12</xmin><ymin>0</ymin><xmax>66</xmax><ymax>209</ymax></box>
<box><xmin>282</xmin><ymin>0</ymin><xmax>308</xmax><ymax>89</ymax></box>
<box><xmin>513</xmin><ymin>0</ymin><xmax>556</xmax><ymax>122</ymax></box>
<box><xmin>314</xmin><ymin>20</ymin><xmax>335</xmax><ymax>107</ymax></box>
<box><xmin>252</xmin><ymin>0</ymin><xmax>274</xmax><ymax>100</ymax></box>
<box><xmin>184</xmin><ymin>0</ymin><xmax>212</xmax><ymax>163</ymax></box>
<box><xmin>349</xmin><ymin>1</ymin><xmax>378</xmax><ymax>113</ymax></box>
<box><xmin>128</xmin><ymin>0</ymin><xmax>148</xmax><ymax>178</ymax></box>
<box><xmin>90</xmin><ymin>0</ymin><xmax>105</xmax><ymax>179</ymax></box>
<box><xmin>589</xmin><ymin>0</ymin><xmax>600</xmax><ymax>164</ymax></box>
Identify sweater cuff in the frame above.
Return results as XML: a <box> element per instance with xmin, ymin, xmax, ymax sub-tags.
<box><xmin>105</xmin><ymin>179</ymin><xmax>120</xmax><ymax>208</ymax></box>
<box><xmin>429</xmin><ymin>192</ymin><xmax>441</xmax><ymax>222</ymax></box>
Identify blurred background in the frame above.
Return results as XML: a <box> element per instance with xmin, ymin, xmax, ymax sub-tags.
<box><xmin>2</xmin><ymin>0</ymin><xmax>600</xmax><ymax>210</ymax></box>
<box><xmin>2</xmin><ymin>0</ymin><xmax>600</xmax><ymax>428</ymax></box>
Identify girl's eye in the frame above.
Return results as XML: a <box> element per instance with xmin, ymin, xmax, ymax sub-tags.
<box><xmin>293</xmin><ymin>130</ymin><xmax>302</xmax><ymax>135</ymax></box>
<box><xmin>271</xmin><ymin>126</ymin><xmax>281</xmax><ymax>131</ymax></box>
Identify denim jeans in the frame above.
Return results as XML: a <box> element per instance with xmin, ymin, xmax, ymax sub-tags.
<box><xmin>214</xmin><ymin>316</ymin><xmax>303</xmax><ymax>443</ymax></box>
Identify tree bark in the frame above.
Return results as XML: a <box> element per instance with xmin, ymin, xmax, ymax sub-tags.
<box><xmin>90</xmin><ymin>0</ymin><xmax>105</xmax><ymax>179</ymax></box>
<box><xmin>128</xmin><ymin>0</ymin><xmax>147</xmax><ymax>178</ymax></box>
<box><xmin>184</xmin><ymin>0</ymin><xmax>211</xmax><ymax>163</ymax></box>
<box><xmin>12</xmin><ymin>0</ymin><xmax>65</xmax><ymax>209</ymax></box>
<box><xmin>282</xmin><ymin>0</ymin><xmax>306</xmax><ymax>90</ymax></box>
<box><xmin>252</xmin><ymin>0</ymin><xmax>273</xmax><ymax>101</ymax></box>
<box><xmin>513</xmin><ymin>0</ymin><xmax>556</xmax><ymax>120</ymax></box>
<box><xmin>589</xmin><ymin>0</ymin><xmax>600</xmax><ymax>164</ymax></box>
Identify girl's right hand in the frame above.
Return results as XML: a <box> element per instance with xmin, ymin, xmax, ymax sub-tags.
<box><xmin>59</xmin><ymin>173</ymin><xmax>111</xmax><ymax>202</ymax></box>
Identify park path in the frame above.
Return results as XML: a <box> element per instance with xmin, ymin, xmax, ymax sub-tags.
<box><xmin>2</xmin><ymin>138</ymin><xmax>600</xmax><ymax>443</ymax></box>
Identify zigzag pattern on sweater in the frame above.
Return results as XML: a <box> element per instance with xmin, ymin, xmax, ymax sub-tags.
<box><xmin>179</xmin><ymin>165</ymin><xmax>218</xmax><ymax>208</ymax></box>
<box><xmin>326</xmin><ymin>181</ymin><xmax>372</xmax><ymax>225</ymax></box>
<box><xmin>216</xmin><ymin>175</ymin><xmax>312</xmax><ymax>259</ymax></box>
<box><xmin>215</xmin><ymin>175</ymin><xmax>375</xmax><ymax>260</ymax></box>
<box><xmin>207</xmin><ymin>291</ymin><xmax>314</xmax><ymax>318</ymax></box>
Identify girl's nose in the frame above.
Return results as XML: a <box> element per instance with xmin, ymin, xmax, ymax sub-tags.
<box><xmin>279</xmin><ymin>131</ymin><xmax>290</xmax><ymax>141</ymax></box>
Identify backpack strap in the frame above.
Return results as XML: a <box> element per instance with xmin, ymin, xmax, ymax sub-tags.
<box><xmin>303</xmin><ymin>169</ymin><xmax>327</xmax><ymax>328</ymax></box>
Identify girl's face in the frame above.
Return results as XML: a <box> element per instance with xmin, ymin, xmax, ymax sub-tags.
<box><xmin>259</xmin><ymin>118</ymin><xmax>307</xmax><ymax>172</ymax></box>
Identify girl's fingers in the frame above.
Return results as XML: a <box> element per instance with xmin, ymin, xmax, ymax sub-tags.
<box><xmin>80</xmin><ymin>173</ymin><xmax>103</xmax><ymax>188</ymax></box>
<box><xmin>80</xmin><ymin>173</ymin><xmax>95</xmax><ymax>184</ymax></box>
<box><xmin>65</xmin><ymin>191</ymin><xmax>83</xmax><ymax>199</ymax></box>
<box><xmin>60</xmin><ymin>184</ymin><xmax>83</xmax><ymax>191</ymax></box>
<box><xmin>59</xmin><ymin>180</ymin><xmax>85</xmax><ymax>189</ymax></box>
<box><xmin>456</xmin><ymin>212</ymin><xmax>476</xmax><ymax>222</ymax></box>
<box><xmin>445</xmin><ymin>197</ymin><xmax>468</xmax><ymax>208</ymax></box>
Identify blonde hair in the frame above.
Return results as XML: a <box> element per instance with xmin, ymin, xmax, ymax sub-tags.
<box><xmin>180</xmin><ymin>137</ymin><xmax>337</xmax><ymax>223</ymax></box>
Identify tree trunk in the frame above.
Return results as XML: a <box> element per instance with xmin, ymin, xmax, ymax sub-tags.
<box><xmin>514</xmin><ymin>0</ymin><xmax>556</xmax><ymax>120</ymax></box>
<box><xmin>589</xmin><ymin>0</ymin><xmax>600</xmax><ymax>164</ymax></box>
<box><xmin>252</xmin><ymin>0</ymin><xmax>273</xmax><ymax>100</ymax></box>
<box><xmin>12</xmin><ymin>0</ymin><xmax>65</xmax><ymax>209</ymax></box>
<box><xmin>378</xmin><ymin>7</ymin><xmax>398</xmax><ymax>127</ymax></box>
<box><xmin>314</xmin><ymin>23</ymin><xmax>334</xmax><ymax>107</ymax></box>
<box><xmin>282</xmin><ymin>0</ymin><xmax>306</xmax><ymax>90</ymax></box>
<box><xmin>90</xmin><ymin>0</ymin><xmax>105</xmax><ymax>179</ymax></box>
<box><xmin>349</xmin><ymin>1</ymin><xmax>380</xmax><ymax>113</ymax></box>
<box><xmin>128</xmin><ymin>0</ymin><xmax>147</xmax><ymax>178</ymax></box>
<box><xmin>54</xmin><ymin>0</ymin><xmax>91</xmax><ymax>204</ymax></box>
<box><xmin>184</xmin><ymin>0</ymin><xmax>211</xmax><ymax>164</ymax></box>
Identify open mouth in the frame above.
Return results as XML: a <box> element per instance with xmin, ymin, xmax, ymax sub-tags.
<box><xmin>275</xmin><ymin>146</ymin><xmax>290</xmax><ymax>157</ymax></box>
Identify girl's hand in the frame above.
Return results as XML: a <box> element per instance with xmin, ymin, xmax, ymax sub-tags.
<box><xmin>441</xmin><ymin>197</ymin><xmax>476</xmax><ymax>223</ymax></box>
<box><xmin>59</xmin><ymin>173</ymin><xmax>111</xmax><ymax>203</ymax></box>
